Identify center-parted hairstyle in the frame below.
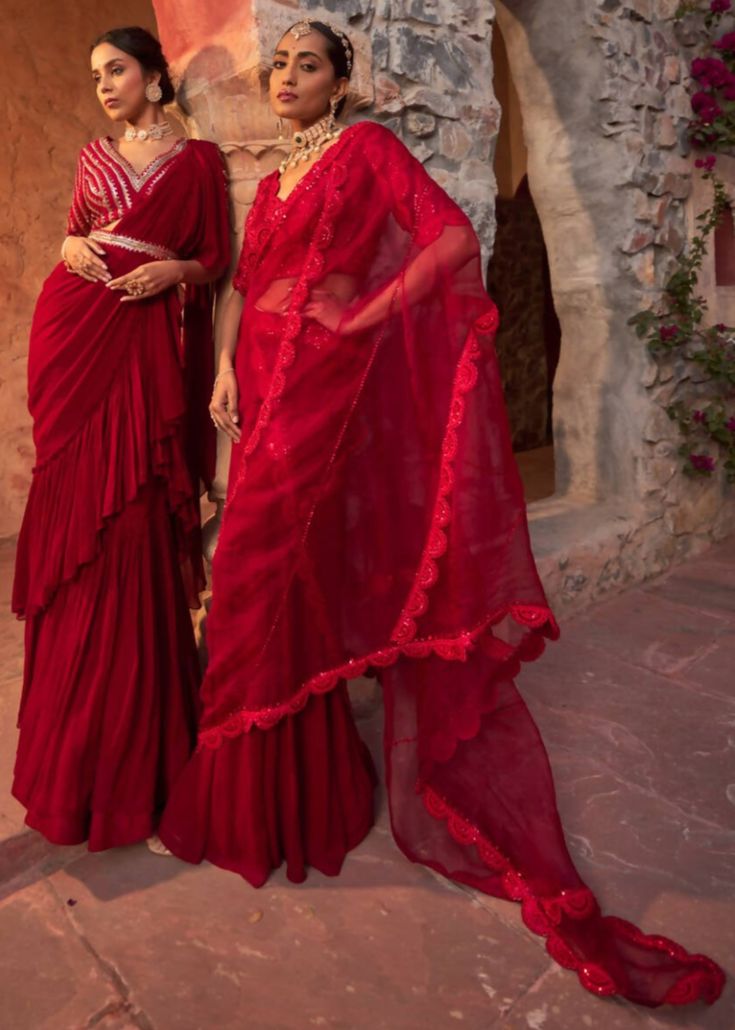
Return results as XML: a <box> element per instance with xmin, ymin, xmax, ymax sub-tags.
<box><xmin>91</xmin><ymin>26</ymin><xmax>175</xmax><ymax>105</ymax></box>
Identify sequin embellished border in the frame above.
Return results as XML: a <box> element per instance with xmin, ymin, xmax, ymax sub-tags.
<box><xmin>88</xmin><ymin>229</ymin><xmax>178</xmax><ymax>262</ymax></box>
<box><xmin>421</xmin><ymin>785</ymin><xmax>726</xmax><ymax>1006</ymax></box>
<box><xmin>197</xmin><ymin>601</ymin><xmax>560</xmax><ymax>748</ymax></box>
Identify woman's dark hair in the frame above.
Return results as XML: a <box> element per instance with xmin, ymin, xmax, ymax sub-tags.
<box><xmin>91</xmin><ymin>26</ymin><xmax>175</xmax><ymax>105</ymax></box>
<box><xmin>291</xmin><ymin>21</ymin><xmax>354</xmax><ymax>117</ymax></box>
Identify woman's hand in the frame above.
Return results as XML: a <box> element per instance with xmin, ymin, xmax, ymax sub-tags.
<box><xmin>209</xmin><ymin>368</ymin><xmax>241</xmax><ymax>443</ymax></box>
<box><xmin>62</xmin><ymin>236</ymin><xmax>110</xmax><ymax>283</ymax></box>
<box><xmin>106</xmin><ymin>260</ymin><xmax>184</xmax><ymax>303</ymax></box>
<box><xmin>303</xmin><ymin>289</ymin><xmax>349</xmax><ymax>333</ymax></box>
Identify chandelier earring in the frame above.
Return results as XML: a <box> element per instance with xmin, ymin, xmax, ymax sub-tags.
<box><xmin>330</xmin><ymin>96</ymin><xmax>339</xmax><ymax>116</ymax></box>
<box><xmin>145</xmin><ymin>81</ymin><xmax>163</xmax><ymax>103</ymax></box>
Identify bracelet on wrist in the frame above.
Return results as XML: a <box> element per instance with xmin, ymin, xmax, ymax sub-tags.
<box><xmin>214</xmin><ymin>367</ymin><xmax>236</xmax><ymax>385</ymax></box>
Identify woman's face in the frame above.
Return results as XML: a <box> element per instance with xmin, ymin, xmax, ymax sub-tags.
<box><xmin>269</xmin><ymin>29</ymin><xmax>347</xmax><ymax>124</ymax></box>
<box><xmin>91</xmin><ymin>42</ymin><xmax>157</xmax><ymax>123</ymax></box>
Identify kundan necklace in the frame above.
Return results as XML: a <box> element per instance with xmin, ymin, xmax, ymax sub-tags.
<box><xmin>279</xmin><ymin>112</ymin><xmax>342</xmax><ymax>174</ymax></box>
<box><xmin>124</xmin><ymin>121</ymin><xmax>173</xmax><ymax>143</ymax></box>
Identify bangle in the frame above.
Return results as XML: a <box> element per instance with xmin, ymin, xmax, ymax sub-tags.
<box><xmin>61</xmin><ymin>237</ymin><xmax>72</xmax><ymax>263</ymax></box>
<box><xmin>214</xmin><ymin>368</ymin><xmax>236</xmax><ymax>385</ymax></box>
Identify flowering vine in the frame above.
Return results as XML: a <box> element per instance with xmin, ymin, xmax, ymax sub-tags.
<box><xmin>630</xmin><ymin>0</ymin><xmax>735</xmax><ymax>481</ymax></box>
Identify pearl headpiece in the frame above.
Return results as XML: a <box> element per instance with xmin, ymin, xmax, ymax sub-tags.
<box><xmin>290</xmin><ymin>19</ymin><xmax>354</xmax><ymax>75</ymax></box>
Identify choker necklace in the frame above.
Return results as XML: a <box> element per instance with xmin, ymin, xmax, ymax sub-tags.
<box><xmin>124</xmin><ymin>121</ymin><xmax>173</xmax><ymax>143</ymax></box>
<box><xmin>279</xmin><ymin>112</ymin><xmax>341</xmax><ymax>174</ymax></box>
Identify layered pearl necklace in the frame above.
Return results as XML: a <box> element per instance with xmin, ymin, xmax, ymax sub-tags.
<box><xmin>279</xmin><ymin>112</ymin><xmax>342</xmax><ymax>175</ymax></box>
<box><xmin>124</xmin><ymin>121</ymin><xmax>173</xmax><ymax>143</ymax></box>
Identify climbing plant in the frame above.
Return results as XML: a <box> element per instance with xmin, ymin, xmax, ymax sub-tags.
<box><xmin>629</xmin><ymin>0</ymin><xmax>735</xmax><ymax>481</ymax></box>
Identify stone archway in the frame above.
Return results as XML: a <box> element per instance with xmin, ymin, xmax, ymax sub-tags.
<box><xmin>493</xmin><ymin>2</ymin><xmax>632</xmax><ymax>507</ymax></box>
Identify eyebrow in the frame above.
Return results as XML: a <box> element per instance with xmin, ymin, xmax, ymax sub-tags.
<box><xmin>273</xmin><ymin>49</ymin><xmax>323</xmax><ymax>60</ymax></box>
<box><xmin>91</xmin><ymin>58</ymin><xmax>128</xmax><ymax>73</ymax></box>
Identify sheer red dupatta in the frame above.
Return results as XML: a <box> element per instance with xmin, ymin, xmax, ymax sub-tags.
<box><xmin>12</xmin><ymin>141</ymin><xmax>230</xmax><ymax>620</ymax></box>
<box><xmin>195</xmin><ymin>123</ymin><xmax>723</xmax><ymax>1007</ymax></box>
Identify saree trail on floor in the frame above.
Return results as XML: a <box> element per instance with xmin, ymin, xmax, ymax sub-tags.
<box><xmin>155</xmin><ymin>121</ymin><xmax>722</xmax><ymax>1009</ymax></box>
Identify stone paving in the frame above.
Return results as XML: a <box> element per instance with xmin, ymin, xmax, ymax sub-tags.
<box><xmin>0</xmin><ymin>536</ymin><xmax>734</xmax><ymax>1030</ymax></box>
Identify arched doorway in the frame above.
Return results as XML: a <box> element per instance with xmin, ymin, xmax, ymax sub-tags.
<box><xmin>488</xmin><ymin>24</ymin><xmax>559</xmax><ymax>504</ymax></box>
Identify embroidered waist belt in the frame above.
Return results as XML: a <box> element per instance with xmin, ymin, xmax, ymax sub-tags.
<box><xmin>88</xmin><ymin>230</ymin><xmax>178</xmax><ymax>262</ymax></box>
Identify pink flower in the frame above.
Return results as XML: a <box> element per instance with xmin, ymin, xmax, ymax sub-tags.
<box><xmin>692</xmin><ymin>91</ymin><xmax>723</xmax><ymax>124</ymax></box>
<box><xmin>695</xmin><ymin>155</ymin><xmax>717</xmax><ymax>171</ymax></box>
<box><xmin>691</xmin><ymin>57</ymin><xmax>733</xmax><ymax>88</ymax></box>
<box><xmin>726</xmin><ymin>416</ymin><xmax>735</xmax><ymax>432</ymax></box>
<box><xmin>716</xmin><ymin>322</ymin><xmax>727</xmax><ymax>331</ymax></box>
<box><xmin>692</xmin><ymin>409</ymin><xmax>707</xmax><ymax>423</ymax></box>
<box><xmin>711</xmin><ymin>0</ymin><xmax>732</xmax><ymax>13</ymax></box>
<box><xmin>659</xmin><ymin>324</ymin><xmax>679</xmax><ymax>341</ymax></box>
<box><xmin>713</xmin><ymin>31</ymin><xmax>735</xmax><ymax>51</ymax></box>
<box><xmin>689</xmin><ymin>453</ymin><xmax>716</xmax><ymax>472</ymax></box>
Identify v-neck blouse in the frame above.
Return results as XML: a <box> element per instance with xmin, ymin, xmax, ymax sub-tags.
<box><xmin>66</xmin><ymin>137</ymin><xmax>189</xmax><ymax>236</ymax></box>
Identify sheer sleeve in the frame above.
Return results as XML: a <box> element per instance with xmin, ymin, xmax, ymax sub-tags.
<box><xmin>65</xmin><ymin>148</ymin><xmax>92</xmax><ymax>238</ymax></box>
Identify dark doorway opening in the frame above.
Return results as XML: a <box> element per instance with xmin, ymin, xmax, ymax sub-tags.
<box><xmin>488</xmin><ymin>25</ymin><xmax>560</xmax><ymax>503</ymax></box>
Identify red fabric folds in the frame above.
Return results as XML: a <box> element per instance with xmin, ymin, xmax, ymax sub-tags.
<box><xmin>161</xmin><ymin>683</ymin><xmax>376</xmax><ymax>885</ymax></box>
<box><xmin>159</xmin><ymin>123</ymin><xmax>725</xmax><ymax>1008</ymax></box>
<box><xmin>12</xmin><ymin>139</ymin><xmax>230</xmax><ymax>848</ymax></box>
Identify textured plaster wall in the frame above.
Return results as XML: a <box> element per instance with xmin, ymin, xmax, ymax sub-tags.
<box><xmin>0</xmin><ymin>0</ymin><xmax>158</xmax><ymax>539</ymax></box>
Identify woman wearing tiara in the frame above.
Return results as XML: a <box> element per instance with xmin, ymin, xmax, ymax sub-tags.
<box><xmin>12</xmin><ymin>26</ymin><xmax>230</xmax><ymax>850</ymax></box>
<box><xmin>159</xmin><ymin>19</ymin><xmax>724</xmax><ymax>1009</ymax></box>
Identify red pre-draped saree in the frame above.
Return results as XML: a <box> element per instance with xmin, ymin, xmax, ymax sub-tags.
<box><xmin>12</xmin><ymin>137</ymin><xmax>230</xmax><ymax>849</ymax></box>
<box><xmin>160</xmin><ymin>122</ymin><xmax>724</xmax><ymax>1008</ymax></box>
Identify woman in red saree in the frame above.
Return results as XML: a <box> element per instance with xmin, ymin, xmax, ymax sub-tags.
<box><xmin>12</xmin><ymin>27</ymin><xmax>230</xmax><ymax>850</ymax></box>
<box><xmin>160</xmin><ymin>20</ymin><xmax>724</xmax><ymax>1009</ymax></box>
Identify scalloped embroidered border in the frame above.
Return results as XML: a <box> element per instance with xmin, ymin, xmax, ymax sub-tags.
<box><xmin>391</xmin><ymin>307</ymin><xmax>499</xmax><ymax>646</ymax></box>
<box><xmin>197</xmin><ymin>602</ymin><xmax>559</xmax><ymax>749</ymax></box>
<box><xmin>421</xmin><ymin>785</ymin><xmax>725</xmax><ymax>1006</ymax></box>
<box><xmin>228</xmin><ymin>159</ymin><xmax>349</xmax><ymax>506</ymax></box>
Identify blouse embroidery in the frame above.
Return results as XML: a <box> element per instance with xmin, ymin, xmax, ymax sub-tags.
<box><xmin>66</xmin><ymin>138</ymin><xmax>189</xmax><ymax>236</ymax></box>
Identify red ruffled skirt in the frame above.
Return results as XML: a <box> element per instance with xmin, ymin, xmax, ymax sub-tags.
<box><xmin>13</xmin><ymin>483</ymin><xmax>200</xmax><ymax>848</ymax></box>
<box><xmin>160</xmin><ymin>682</ymin><xmax>376</xmax><ymax>884</ymax></box>
<box><xmin>13</xmin><ymin>262</ymin><xmax>205</xmax><ymax>850</ymax></box>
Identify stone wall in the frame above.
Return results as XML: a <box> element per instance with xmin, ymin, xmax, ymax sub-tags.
<box><xmin>587</xmin><ymin>1</ymin><xmax>735</xmax><ymax>563</ymax></box>
<box><xmin>296</xmin><ymin>0</ymin><xmax>501</xmax><ymax>260</ymax></box>
<box><xmin>492</xmin><ymin>1</ymin><xmax>734</xmax><ymax>612</ymax></box>
<box><xmin>0</xmin><ymin>0</ymin><xmax>158</xmax><ymax>539</ymax></box>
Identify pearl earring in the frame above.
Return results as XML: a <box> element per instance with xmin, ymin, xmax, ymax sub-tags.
<box><xmin>145</xmin><ymin>82</ymin><xmax>163</xmax><ymax>103</ymax></box>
